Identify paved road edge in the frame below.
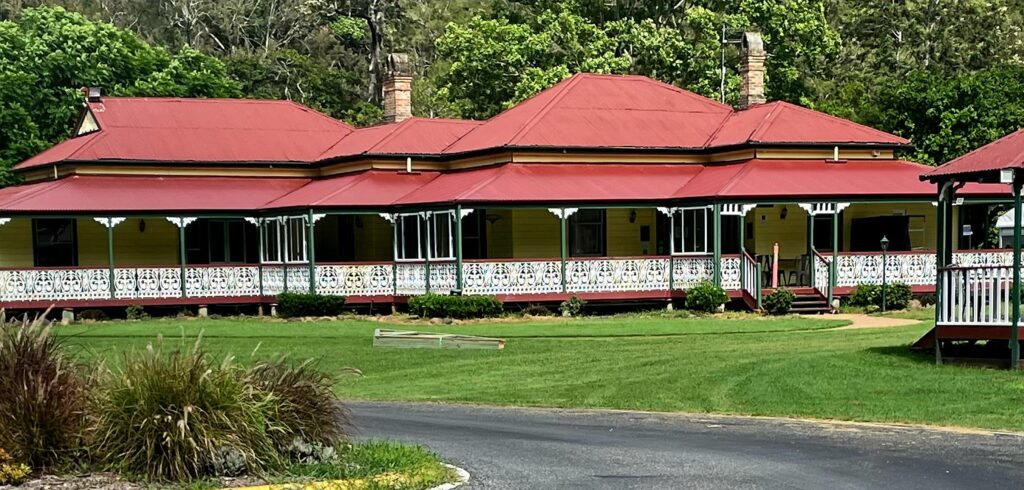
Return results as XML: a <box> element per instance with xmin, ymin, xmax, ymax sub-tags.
<box><xmin>430</xmin><ymin>464</ymin><xmax>470</xmax><ymax>490</ymax></box>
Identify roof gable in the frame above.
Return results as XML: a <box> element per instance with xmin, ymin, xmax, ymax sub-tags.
<box><xmin>708</xmin><ymin>101</ymin><xmax>909</xmax><ymax>147</ymax></box>
<box><xmin>926</xmin><ymin>127</ymin><xmax>1024</xmax><ymax>179</ymax></box>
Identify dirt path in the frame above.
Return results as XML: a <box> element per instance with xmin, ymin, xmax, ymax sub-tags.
<box><xmin>827</xmin><ymin>313</ymin><xmax>921</xmax><ymax>330</ymax></box>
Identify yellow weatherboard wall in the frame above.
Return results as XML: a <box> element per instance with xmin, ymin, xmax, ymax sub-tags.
<box><xmin>354</xmin><ymin>215</ymin><xmax>393</xmax><ymax>261</ymax></box>
<box><xmin>0</xmin><ymin>219</ymin><xmax>34</xmax><ymax>267</ymax></box>
<box><xmin>750</xmin><ymin>205</ymin><xmax>808</xmax><ymax>259</ymax></box>
<box><xmin>78</xmin><ymin>218</ymin><xmax>178</xmax><ymax>266</ymax></box>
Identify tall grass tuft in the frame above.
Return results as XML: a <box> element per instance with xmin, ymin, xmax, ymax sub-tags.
<box><xmin>0</xmin><ymin>308</ymin><xmax>90</xmax><ymax>469</ymax></box>
<box><xmin>247</xmin><ymin>357</ymin><xmax>355</xmax><ymax>453</ymax></box>
<box><xmin>91</xmin><ymin>336</ymin><xmax>281</xmax><ymax>481</ymax></box>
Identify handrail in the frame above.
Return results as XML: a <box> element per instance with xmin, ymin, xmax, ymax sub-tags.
<box><xmin>938</xmin><ymin>264</ymin><xmax>1014</xmax><ymax>272</ymax></box>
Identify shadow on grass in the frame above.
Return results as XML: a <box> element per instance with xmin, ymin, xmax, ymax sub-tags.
<box><xmin>865</xmin><ymin>344</ymin><xmax>936</xmax><ymax>365</ymax></box>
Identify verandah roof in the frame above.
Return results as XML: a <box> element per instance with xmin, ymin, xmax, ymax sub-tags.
<box><xmin>0</xmin><ymin>160</ymin><xmax>1009</xmax><ymax>215</ymax></box>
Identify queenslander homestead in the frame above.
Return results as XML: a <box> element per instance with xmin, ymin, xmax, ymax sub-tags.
<box><xmin>0</xmin><ymin>36</ymin><xmax>1012</xmax><ymax>318</ymax></box>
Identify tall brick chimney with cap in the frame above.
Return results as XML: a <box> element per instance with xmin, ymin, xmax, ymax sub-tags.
<box><xmin>383</xmin><ymin>53</ymin><xmax>413</xmax><ymax>123</ymax></box>
<box><xmin>738</xmin><ymin>32</ymin><xmax>766</xmax><ymax>109</ymax></box>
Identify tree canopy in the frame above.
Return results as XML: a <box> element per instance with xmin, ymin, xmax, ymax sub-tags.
<box><xmin>2</xmin><ymin>0</ymin><xmax>1024</xmax><ymax>185</ymax></box>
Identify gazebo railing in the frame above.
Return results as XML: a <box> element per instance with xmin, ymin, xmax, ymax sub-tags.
<box><xmin>937</xmin><ymin>265</ymin><xmax>1015</xmax><ymax>326</ymax></box>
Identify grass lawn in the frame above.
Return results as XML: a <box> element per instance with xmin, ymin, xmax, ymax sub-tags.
<box><xmin>56</xmin><ymin>311</ymin><xmax>1024</xmax><ymax>432</ymax></box>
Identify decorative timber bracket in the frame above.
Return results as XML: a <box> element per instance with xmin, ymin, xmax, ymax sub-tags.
<box><xmin>797</xmin><ymin>203</ymin><xmax>850</xmax><ymax>216</ymax></box>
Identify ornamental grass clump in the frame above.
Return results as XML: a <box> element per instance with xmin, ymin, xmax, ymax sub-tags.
<box><xmin>91</xmin><ymin>336</ymin><xmax>281</xmax><ymax>481</ymax></box>
<box><xmin>0</xmin><ymin>309</ymin><xmax>90</xmax><ymax>470</ymax></box>
<box><xmin>247</xmin><ymin>357</ymin><xmax>355</xmax><ymax>454</ymax></box>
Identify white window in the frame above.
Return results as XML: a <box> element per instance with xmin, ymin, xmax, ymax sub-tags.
<box><xmin>430</xmin><ymin>211</ymin><xmax>455</xmax><ymax>260</ymax></box>
<box><xmin>395</xmin><ymin>214</ymin><xmax>424</xmax><ymax>261</ymax></box>
<box><xmin>261</xmin><ymin>217</ymin><xmax>308</xmax><ymax>263</ymax></box>
<box><xmin>672</xmin><ymin>207</ymin><xmax>709</xmax><ymax>255</ymax></box>
<box><xmin>394</xmin><ymin>211</ymin><xmax>456</xmax><ymax>261</ymax></box>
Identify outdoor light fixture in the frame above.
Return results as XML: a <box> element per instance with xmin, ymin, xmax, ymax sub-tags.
<box><xmin>629</xmin><ymin>209</ymin><xmax>637</xmax><ymax>223</ymax></box>
<box><xmin>780</xmin><ymin>206</ymin><xmax>788</xmax><ymax>220</ymax></box>
<box><xmin>139</xmin><ymin>219</ymin><xmax>146</xmax><ymax>233</ymax></box>
<box><xmin>880</xmin><ymin>235</ymin><xmax>890</xmax><ymax>313</ymax></box>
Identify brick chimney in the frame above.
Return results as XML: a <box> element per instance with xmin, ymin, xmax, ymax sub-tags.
<box><xmin>383</xmin><ymin>53</ymin><xmax>413</xmax><ymax>123</ymax></box>
<box><xmin>738</xmin><ymin>32</ymin><xmax>766</xmax><ymax>109</ymax></box>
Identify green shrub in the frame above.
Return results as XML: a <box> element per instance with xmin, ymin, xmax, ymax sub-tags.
<box><xmin>522</xmin><ymin>304</ymin><xmax>554</xmax><ymax>316</ymax></box>
<box><xmin>0</xmin><ymin>313</ymin><xmax>90</xmax><ymax>469</ymax></box>
<box><xmin>0</xmin><ymin>449</ymin><xmax>31</xmax><ymax>485</ymax></box>
<box><xmin>849</xmin><ymin>283</ymin><xmax>912</xmax><ymax>310</ymax></box>
<box><xmin>277</xmin><ymin>292</ymin><xmax>347</xmax><ymax>318</ymax></box>
<box><xmin>79</xmin><ymin>309</ymin><xmax>109</xmax><ymax>322</ymax></box>
<box><xmin>764</xmin><ymin>288</ymin><xmax>796</xmax><ymax>315</ymax></box>
<box><xmin>685</xmin><ymin>282</ymin><xmax>728</xmax><ymax>313</ymax></box>
<box><xmin>559</xmin><ymin>296</ymin><xmax>587</xmax><ymax>317</ymax></box>
<box><xmin>125</xmin><ymin>304</ymin><xmax>148</xmax><ymax>320</ymax></box>
<box><xmin>92</xmin><ymin>338</ymin><xmax>281</xmax><ymax>481</ymax></box>
<box><xmin>408</xmin><ymin>294</ymin><xmax>503</xmax><ymax>319</ymax></box>
<box><xmin>247</xmin><ymin>358</ymin><xmax>354</xmax><ymax>454</ymax></box>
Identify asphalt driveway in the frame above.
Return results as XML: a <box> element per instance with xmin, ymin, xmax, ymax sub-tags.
<box><xmin>350</xmin><ymin>401</ymin><xmax>1024</xmax><ymax>489</ymax></box>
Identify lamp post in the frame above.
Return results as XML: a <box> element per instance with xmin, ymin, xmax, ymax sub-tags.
<box><xmin>880</xmin><ymin>235</ymin><xmax>890</xmax><ymax>313</ymax></box>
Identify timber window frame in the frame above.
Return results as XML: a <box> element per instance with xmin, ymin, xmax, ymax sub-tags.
<box><xmin>32</xmin><ymin>218</ymin><xmax>78</xmax><ymax>267</ymax></box>
<box><xmin>394</xmin><ymin>212</ymin><xmax>456</xmax><ymax>262</ymax></box>
<box><xmin>260</xmin><ymin>217</ymin><xmax>308</xmax><ymax>264</ymax></box>
<box><xmin>671</xmin><ymin>207</ymin><xmax>710</xmax><ymax>255</ymax></box>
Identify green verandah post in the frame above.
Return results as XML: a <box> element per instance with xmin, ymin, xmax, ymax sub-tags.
<box><xmin>738</xmin><ymin>210</ymin><xmax>746</xmax><ymax>292</ymax></box>
<box><xmin>560</xmin><ymin>208</ymin><xmax>568</xmax><ymax>294</ymax></box>
<box><xmin>1011</xmin><ymin>176</ymin><xmax>1022</xmax><ymax>369</ymax></box>
<box><xmin>424</xmin><ymin>212</ymin><xmax>431</xmax><ymax>294</ymax></box>
<box><xmin>306</xmin><ymin>209</ymin><xmax>316</xmax><ymax>294</ymax></box>
<box><xmin>256</xmin><ymin>218</ymin><xmax>265</xmax><ymax>298</ymax></box>
<box><xmin>105</xmin><ymin>219</ymin><xmax>116</xmax><ymax>299</ymax></box>
<box><xmin>455</xmin><ymin>205</ymin><xmax>464</xmax><ymax>293</ymax></box>
<box><xmin>807</xmin><ymin>210</ymin><xmax>815</xmax><ymax>289</ymax></box>
<box><xmin>934</xmin><ymin>183</ymin><xmax>949</xmax><ymax>364</ymax></box>
<box><xmin>830</xmin><ymin>207</ymin><xmax>839</xmax><ymax>306</ymax></box>
<box><xmin>178</xmin><ymin>220</ymin><xmax>187</xmax><ymax>299</ymax></box>
<box><xmin>712</xmin><ymin>203</ymin><xmax>722</xmax><ymax>287</ymax></box>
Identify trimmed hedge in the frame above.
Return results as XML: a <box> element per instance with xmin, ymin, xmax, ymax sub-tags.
<box><xmin>276</xmin><ymin>293</ymin><xmax>347</xmax><ymax>318</ymax></box>
<box><xmin>849</xmin><ymin>283</ymin><xmax>911</xmax><ymax>310</ymax></box>
<box><xmin>764</xmin><ymin>288</ymin><xmax>796</xmax><ymax>315</ymax></box>
<box><xmin>685</xmin><ymin>281</ymin><xmax>728</xmax><ymax>313</ymax></box>
<box><xmin>408</xmin><ymin>294</ymin><xmax>503</xmax><ymax>319</ymax></box>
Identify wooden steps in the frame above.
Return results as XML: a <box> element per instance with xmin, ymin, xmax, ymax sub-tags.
<box><xmin>790</xmin><ymin>294</ymin><xmax>832</xmax><ymax>314</ymax></box>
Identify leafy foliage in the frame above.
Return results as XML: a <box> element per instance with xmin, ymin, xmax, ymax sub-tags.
<box><xmin>91</xmin><ymin>338</ymin><xmax>281</xmax><ymax>481</ymax></box>
<box><xmin>685</xmin><ymin>281</ymin><xmax>728</xmax><ymax>313</ymax></box>
<box><xmin>247</xmin><ymin>357</ymin><xmax>354</xmax><ymax>454</ymax></box>
<box><xmin>0</xmin><ymin>311</ymin><xmax>90</xmax><ymax>469</ymax></box>
<box><xmin>0</xmin><ymin>448</ymin><xmax>31</xmax><ymax>485</ymax></box>
<box><xmin>276</xmin><ymin>292</ymin><xmax>347</xmax><ymax>318</ymax></box>
<box><xmin>559</xmin><ymin>296</ymin><xmax>587</xmax><ymax>317</ymax></box>
<box><xmin>408</xmin><ymin>294</ymin><xmax>503</xmax><ymax>319</ymax></box>
<box><xmin>764</xmin><ymin>288</ymin><xmax>796</xmax><ymax>316</ymax></box>
<box><xmin>848</xmin><ymin>283</ymin><xmax>912</xmax><ymax>311</ymax></box>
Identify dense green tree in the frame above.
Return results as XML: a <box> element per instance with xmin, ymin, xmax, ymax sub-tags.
<box><xmin>874</xmin><ymin>64</ymin><xmax>1024</xmax><ymax>166</ymax></box>
<box><xmin>0</xmin><ymin>6</ymin><xmax>240</xmax><ymax>185</ymax></box>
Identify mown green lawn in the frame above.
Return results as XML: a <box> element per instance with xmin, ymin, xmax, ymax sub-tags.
<box><xmin>56</xmin><ymin>311</ymin><xmax>1024</xmax><ymax>432</ymax></box>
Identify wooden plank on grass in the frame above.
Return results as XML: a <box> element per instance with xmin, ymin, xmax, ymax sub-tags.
<box><xmin>373</xmin><ymin>328</ymin><xmax>505</xmax><ymax>350</ymax></box>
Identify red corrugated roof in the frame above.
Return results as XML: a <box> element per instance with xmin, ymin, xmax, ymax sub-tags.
<box><xmin>396</xmin><ymin>163</ymin><xmax>706</xmax><ymax>205</ymax></box>
<box><xmin>443</xmin><ymin>74</ymin><xmax>734</xmax><ymax>153</ymax></box>
<box><xmin>319</xmin><ymin>118</ymin><xmax>480</xmax><ymax>160</ymax></box>
<box><xmin>0</xmin><ymin>175</ymin><xmax>309</xmax><ymax>212</ymax></box>
<box><xmin>707</xmin><ymin>102</ymin><xmax>909</xmax><ymax>147</ymax></box>
<box><xmin>925</xmin><ymin>128</ymin><xmax>1024</xmax><ymax>179</ymax></box>
<box><xmin>265</xmin><ymin>170</ymin><xmax>440</xmax><ymax>209</ymax></box>
<box><xmin>15</xmin><ymin>98</ymin><xmax>353</xmax><ymax>170</ymax></box>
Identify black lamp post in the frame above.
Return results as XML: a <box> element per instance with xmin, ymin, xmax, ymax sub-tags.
<box><xmin>880</xmin><ymin>235</ymin><xmax>890</xmax><ymax>313</ymax></box>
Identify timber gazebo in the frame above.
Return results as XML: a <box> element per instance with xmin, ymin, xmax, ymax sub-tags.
<box><xmin>920</xmin><ymin>129</ymin><xmax>1024</xmax><ymax>368</ymax></box>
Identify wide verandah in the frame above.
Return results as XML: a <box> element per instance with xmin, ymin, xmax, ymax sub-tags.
<box><xmin>0</xmin><ymin>162</ymin><xmax>1012</xmax><ymax>309</ymax></box>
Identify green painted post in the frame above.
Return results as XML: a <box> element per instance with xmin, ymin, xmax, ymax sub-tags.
<box><xmin>306</xmin><ymin>210</ymin><xmax>316</xmax><ymax>294</ymax></box>
<box><xmin>755</xmin><ymin>263</ymin><xmax>763</xmax><ymax>310</ymax></box>
<box><xmin>807</xmin><ymin>211</ymin><xmax>815</xmax><ymax>288</ymax></box>
<box><xmin>455</xmin><ymin>206</ymin><xmax>464</xmax><ymax>293</ymax></box>
<box><xmin>668</xmin><ymin>209</ymin><xmax>675</xmax><ymax>293</ymax></box>
<box><xmin>831</xmin><ymin>209</ymin><xmax>839</xmax><ymax>305</ymax></box>
<box><xmin>424</xmin><ymin>214</ymin><xmax>431</xmax><ymax>294</ymax></box>
<box><xmin>934</xmin><ymin>185</ymin><xmax>947</xmax><ymax>343</ymax></box>
<box><xmin>560</xmin><ymin>209</ymin><xmax>568</xmax><ymax>293</ymax></box>
<box><xmin>178</xmin><ymin>221</ymin><xmax>187</xmax><ymax>299</ymax></box>
<box><xmin>738</xmin><ymin>211</ymin><xmax>746</xmax><ymax>291</ymax></box>
<box><xmin>256</xmin><ymin>219</ymin><xmax>265</xmax><ymax>298</ymax></box>
<box><xmin>106</xmin><ymin>220</ymin><xmax>116</xmax><ymax>299</ymax></box>
<box><xmin>1011</xmin><ymin>178</ymin><xmax>1021</xmax><ymax>369</ymax></box>
<box><xmin>712</xmin><ymin>203</ymin><xmax>722</xmax><ymax>287</ymax></box>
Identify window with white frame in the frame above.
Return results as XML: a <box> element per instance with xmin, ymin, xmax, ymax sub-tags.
<box><xmin>261</xmin><ymin>217</ymin><xmax>308</xmax><ymax>263</ymax></box>
<box><xmin>394</xmin><ymin>212</ymin><xmax>456</xmax><ymax>261</ymax></box>
<box><xmin>671</xmin><ymin>207</ymin><xmax>709</xmax><ymax>254</ymax></box>
<box><xmin>395</xmin><ymin>214</ymin><xmax>424</xmax><ymax>260</ymax></box>
<box><xmin>430</xmin><ymin>211</ymin><xmax>455</xmax><ymax>260</ymax></box>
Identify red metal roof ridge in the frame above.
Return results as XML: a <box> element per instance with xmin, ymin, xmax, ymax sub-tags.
<box><xmin>276</xmin><ymin>171</ymin><xmax>374</xmax><ymax>207</ymax></box>
<box><xmin>636</xmin><ymin>75</ymin><xmax>734</xmax><ymax>112</ymax></box>
<box><xmin>707</xmin><ymin>160</ymin><xmax>757</xmax><ymax>197</ymax></box>
<box><xmin>765</xmin><ymin>101</ymin><xmax>909</xmax><ymax>144</ymax></box>
<box><xmin>505</xmin><ymin>75</ymin><xmax>585</xmax><ymax>147</ymax></box>
<box><xmin>747</xmin><ymin>102</ymin><xmax>785</xmax><ymax>143</ymax></box>
<box><xmin>0</xmin><ymin>176</ymin><xmax>75</xmax><ymax>208</ymax></box>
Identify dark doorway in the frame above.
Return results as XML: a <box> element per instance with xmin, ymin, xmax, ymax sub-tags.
<box><xmin>32</xmin><ymin>218</ymin><xmax>77</xmax><ymax>267</ymax></box>
<box><xmin>462</xmin><ymin>209</ymin><xmax>488</xmax><ymax>259</ymax></box>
